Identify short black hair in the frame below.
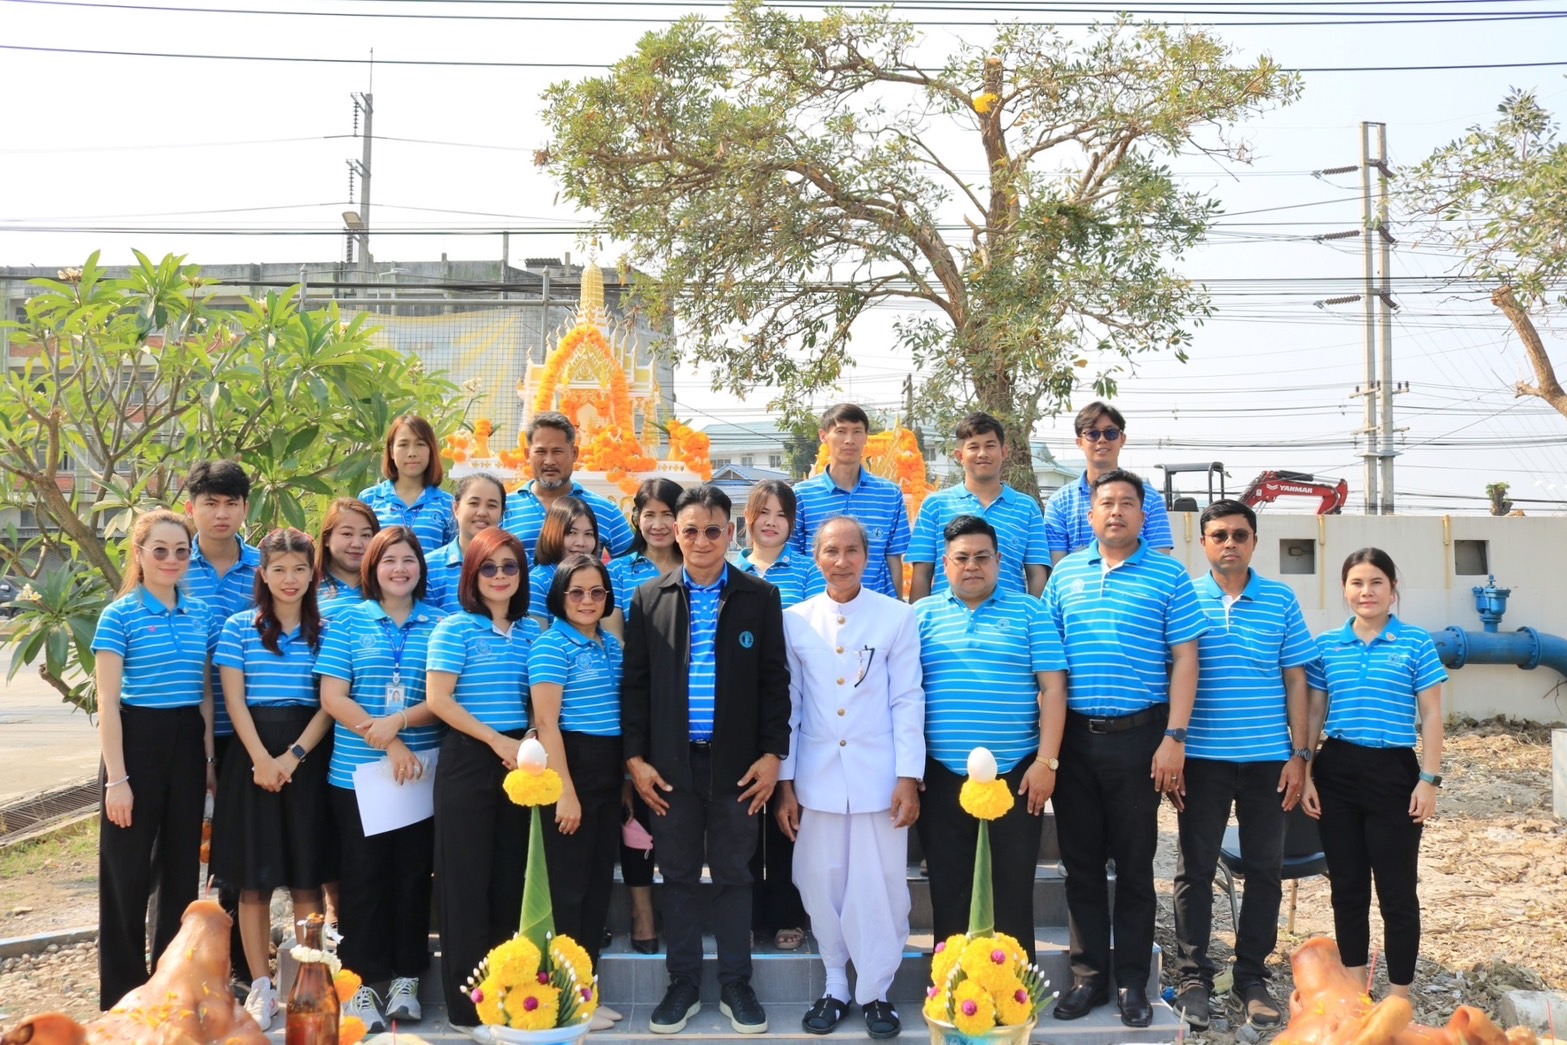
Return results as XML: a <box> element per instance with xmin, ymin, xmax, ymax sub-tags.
<box><xmin>674</xmin><ymin>483</ymin><xmax>732</xmax><ymax>521</ymax></box>
<box><xmin>1200</xmin><ymin>499</ymin><xmax>1257</xmax><ymax>534</ymax></box>
<box><xmin>1090</xmin><ymin>468</ymin><xmax>1146</xmax><ymax>506</ymax></box>
<box><xmin>1074</xmin><ymin>401</ymin><xmax>1127</xmax><ymax>436</ymax></box>
<box><xmin>186</xmin><ymin>460</ymin><xmax>251</xmax><ymax>501</ymax></box>
<box><xmin>819</xmin><ymin>403</ymin><xmax>870</xmax><ymax>431</ymax></box>
<box><xmin>629</xmin><ymin>478</ymin><xmax>685</xmax><ymax>557</ymax></box>
<box><xmin>546</xmin><ymin>553</ymin><xmax>614</xmax><ymax>622</ymax></box>
<box><xmin>527</xmin><ymin>411</ymin><xmax>577</xmax><ymax>446</ymax></box>
<box><xmin>942</xmin><ymin>514</ymin><xmax>998</xmax><ymax>551</ymax></box>
<box><xmin>954</xmin><ymin>411</ymin><xmax>1006</xmax><ymax>444</ymax></box>
<box><xmin>1341</xmin><ymin>547</ymin><xmax>1399</xmax><ymax>588</ymax></box>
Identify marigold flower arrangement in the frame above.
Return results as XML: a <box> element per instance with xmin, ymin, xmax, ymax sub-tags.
<box><xmin>468</xmin><ymin>737</ymin><xmax>600</xmax><ymax>1035</ymax></box>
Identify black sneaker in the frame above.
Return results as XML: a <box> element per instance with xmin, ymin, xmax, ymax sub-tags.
<box><xmin>649</xmin><ymin>978</ymin><xmax>702</xmax><ymax>1035</ymax></box>
<box><xmin>1175</xmin><ymin>983</ymin><xmax>1210</xmax><ymax>1030</ymax></box>
<box><xmin>1238</xmin><ymin>981</ymin><xmax>1282</xmax><ymax>1027</ymax></box>
<box><xmin>720</xmin><ymin>980</ymin><xmax>769</xmax><ymax>1034</ymax></box>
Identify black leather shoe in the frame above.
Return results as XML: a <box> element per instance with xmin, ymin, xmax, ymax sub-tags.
<box><xmin>1053</xmin><ymin>982</ymin><xmax>1108</xmax><ymax>1020</ymax></box>
<box><xmin>1118</xmin><ymin>984</ymin><xmax>1153</xmax><ymax>1028</ymax></box>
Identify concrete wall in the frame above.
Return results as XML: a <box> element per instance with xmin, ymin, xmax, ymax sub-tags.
<box><xmin>1163</xmin><ymin>512</ymin><xmax>1567</xmax><ymax>725</ymax></box>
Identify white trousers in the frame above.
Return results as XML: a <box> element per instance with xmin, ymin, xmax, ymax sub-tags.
<box><xmin>793</xmin><ymin>807</ymin><xmax>910</xmax><ymax>1005</ymax></box>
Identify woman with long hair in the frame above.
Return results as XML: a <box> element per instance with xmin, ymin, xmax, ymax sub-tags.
<box><xmin>315</xmin><ymin>497</ymin><xmax>380</xmax><ymax>612</ymax></box>
<box><xmin>528</xmin><ymin>496</ymin><xmax>614</xmax><ymax>631</ymax></box>
<box><xmin>211</xmin><ymin>528</ymin><xmax>334</xmax><ymax>1029</ymax></box>
<box><xmin>93</xmin><ymin>509</ymin><xmax>213</xmax><ymax>1009</ymax></box>
<box><xmin>425</xmin><ymin>526</ymin><xmax>540</xmax><ymax>1035</ymax></box>
<box><xmin>424</xmin><ymin>472</ymin><xmax>508</xmax><ymax>612</ymax></box>
<box><xmin>357</xmin><ymin>414</ymin><xmax>456</xmax><ymax>552</ymax></box>
<box><xmin>317</xmin><ymin>526</ymin><xmax>449</xmax><ymax>1030</ymax></box>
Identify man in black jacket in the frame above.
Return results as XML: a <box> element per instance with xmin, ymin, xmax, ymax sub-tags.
<box><xmin>622</xmin><ymin>483</ymin><xmax>792</xmax><ymax>1035</ymax></box>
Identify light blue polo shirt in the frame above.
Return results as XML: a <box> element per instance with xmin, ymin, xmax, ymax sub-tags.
<box><xmin>423</xmin><ymin>539</ymin><xmax>466</xmax><ymax>612</ymax></box>
<box><xmin>1189</xmin><ymin>570</ymin><xmax>1318</xmax><ymax>762</ymax></box>
<box><xmin>314</xmin><ymin>599</ymin><xmax>449</xmax><ymax>789</ymax></box>
<box><xmin>317</xmin><ymin>576</ymin><xmax>364</xmax><ymax>620</ymax></box>
<box><xmin>357</xmin><ymin>479</ymin><xmax>457</xmax><ymax>553</ymax></box>
<box><xmin>1043</xmin><ymin>538</ymin><xmax>1208</xmax><ymax>716</ymax></box>
<box><xmin>684</xmin><ymin>568</ymin><xmax>724</xmax><ymax>741</ymax></box>
<box><xmin>530</xmin><ymin>626</ymin><xmax>623</xmax><ymax>737</ymax></box>
<box><xmin>91</xmin><ymin>588</ymin><xmax>213</xmax><ymax>710</ymax></box>
<box><xmin>214</xmin><ymin>610</ymin><xmax>321</xmax><ymax>708</ymax></box>
<box><xmin>738</xmin><ymin>549</ymin><xmax>821</xmax><ymax>608</ymax></box>
<box><xmin>1042</xmin><ymin>473</ymin><xmax>1175</xmax><ymax>555</ymax></box>
<box><xmin>184</xmin><ymin>535</ymin><xmax>260</xmax><ymax>737</ymax></box>
<box><xmin>427</xmin><ymin>611</ymin><xmax>538</xmax><ymax>732</ymax></box>
<box><xmin>791</xmin><ymin>468</ymin><xmax>911</xmax><ymax>598</ymax></box>
<box><xmin>501</xmin><ymin>482</ymin><xmax>634</xmax><ymax>563</ymax></box>
<box><xmin>1307</xmin><ymin>615</ymin><xmax>1448</xmax><ymax>749</ymax></box>
<box><xmin>607</xmin><ymin>553</ymin><xmax>666</xmax><ymax>616</ymax></box>
<box><xmin>908</xmin><ymin>483</ymin><xmax>1048</xmax><ymax>596</ymax></box>
<box><xmin>917</xmin><ymin>589</ymin><xmax>1067</xmax><ymax>774</ymax></box>
<box><xmin>527</xmin><ymin>563</ymin><xmax>558</xmax><ymax>623</ymax></box>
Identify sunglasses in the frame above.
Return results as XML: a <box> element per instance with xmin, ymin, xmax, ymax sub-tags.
<box><xmin>566</xmin><ymin>586</ymin><xmax>609</xmax><ymax>603</ymax></box>
<box><xmin>1080</xmin><ymin>427</ymin><xmax>1122</xmax><ymax>442</ymax></box>
<box><xmin>1204</xmin><ymin>529</ymin><xmax>1254</xmax><ymax>545</ymax></box>
<box><xmin>138</xmin><ymin>545</ymin><xmax>191</xmax><ymax>561</ymax></box>
<box><xmin>948</xmin><ymin>552</ymin><xmax>996</xmax><ymax>567</ymax></box>
<box><xmin>478</xmin><ymin>561</ymin><xmax>521</xmax><ymax>578</ymax></box>
<box><xmin>678</xmin><ymin>525</ymin><xmax>728</xmax><ymax>542</ymax></box>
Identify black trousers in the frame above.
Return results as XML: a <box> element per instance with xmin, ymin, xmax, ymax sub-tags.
<box><xmin>1313</xmin><ymin>738</ymin><xmax>1423</xmax><ymax>985</ymax></box>
<box><xmin>648</xmin><ymin>744</ymin><xmax>759</xmax><ymax>988</ymax></box>
<box><xmin>210</xmin><ymin>732</ymin><xmax>246</xmax><ymax>981</ymax></box>
<box><xmin>1172</xmin><ymin>758</ymin><xmax>1288</xmax><ymax>990</ymax></box>
<box><xmin>750</xmin><ymin>801</ymin><xmax>808</xmax><ymax>935</ymax></box>
<box><xmin>1054</xmin><ymin>711</ymin><xmax>1165</xmax><ymax>989</ymax></box>
<box><xmin>434</xmin><ymin>729</ymin><xmax>529</xmax><ymax>1026</ymax></box>
<box><xmin>99</xmin><ymin>705</ymin><xmax>205</xmax><ymax>1009</ymax></box>
<box><xmin>331</xmin><ymin>784</ymin><xmax>434</xmax><ymax>985</ymax></box>
<box><xmin>917</xmin><ymin>755</ymin><xmax>1043</xmax><ymax>963</ymax></box>
<box><xmin>543</xmin><ymin>732</ymin><xmax>624</xmax><ymax>967</ymax></box>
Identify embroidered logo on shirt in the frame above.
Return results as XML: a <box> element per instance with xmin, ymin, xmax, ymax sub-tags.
<box><xmin>738</xmin><ymin>630</ymin><xmax>755</xmax><ymax>648</ymax></box>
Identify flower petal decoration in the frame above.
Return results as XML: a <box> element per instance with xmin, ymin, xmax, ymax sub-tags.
<box><xmin>504</xmin><ymin>766</ymin><xmax>564</xmax><ymax>807</ymax></box>
<box><xmin>959</xmin><ymin>779</ymin><xmax>1015</xmax><ymax>821</ymax></box>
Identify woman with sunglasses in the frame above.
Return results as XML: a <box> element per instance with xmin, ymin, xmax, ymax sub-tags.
<box><xmin>425</xmin><ymin>526</ymin><xmax>540</xmax><ymax>1035</ymax></box>
<box><xmin>529</xmin><ymin>496</ymin><xmax>619</xmax><ymax>633</ymax></box>
<box><xmin>424</xmin><ymin>472</ymin><xmax>508</xmax><ymax>612</ymax></box>
<box><xmin>316</xmin><ymin>525</ymin><xmax>449</xmax><ymax>1031</ymax></box>
<box><xmin>530</xmin><ymin>552</ymin><xmax>625</xmax><ymax>1027</ymax></box>
<box><xmin>93</xmin><ymin>509</ymin><xmax>215</xmax><ymax>1009</ymax></box>
<box><xmin>316</xmin><ymin>498</ymin><xmax>379</xmax><ymax>614</ymax></box>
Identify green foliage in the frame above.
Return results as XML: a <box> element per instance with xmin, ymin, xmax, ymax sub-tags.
<box><xmin>542</xmin><ymin>1</ymin><xmax>1298</xmax><ymax>492</ymax></box>
<box><xmin>0</xmin><ymin>252</ymin><xmax>468</xmax><ymax>712</ymax></box>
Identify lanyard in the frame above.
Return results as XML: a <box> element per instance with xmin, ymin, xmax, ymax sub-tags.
<box><xmin>381</xmin><ymin>615</ymin><xmax>412</xmax><ymax>682</ymax></box>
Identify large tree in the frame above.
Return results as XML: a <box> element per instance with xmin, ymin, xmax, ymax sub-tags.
<box><xmin>542</xmin><ymin>1</ymin><xmax>1298</xmax><ymax>492</ymax></box>
<box><xmin>1405</xmin><ymin>88</ymin><xmax>1567</xmax><ymax>422</ymax></box>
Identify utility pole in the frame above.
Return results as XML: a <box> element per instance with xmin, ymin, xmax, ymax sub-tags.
<box><xmin>1372</xmin><ymin>122</ymin><xmax>1399</xmax><ymax>514</ymax></box>
<box><xmin>1357</xmin><ymin>123</ymin><xmax>1381</xmax><ymax>515</ymax></box>
<box><xmin>345</xmin><ymin>92</ymin><xmax>374</xmax><ymax>295</ymax></box>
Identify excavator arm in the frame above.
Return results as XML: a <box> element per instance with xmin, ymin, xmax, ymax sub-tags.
<box><xmin>1241</xmin><ymin>471</ymin><xmax>1349</xmax><ymax>514</ymax></box>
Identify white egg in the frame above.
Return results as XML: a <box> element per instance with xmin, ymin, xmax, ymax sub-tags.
<box><xmin>967</xmin><ymin>747</ymin><xmax>998</xmax><ymax>782</ymax></box>
<box><xmin>518</xmin><ymin>736</ymin><xmax>549</xmax><ymax>773</ymax></box>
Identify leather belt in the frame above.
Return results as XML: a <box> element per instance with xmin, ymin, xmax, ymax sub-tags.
<box><xmin>1068</xmin><ymin>705</ymin><xmax>1166</xmax><ymax>735</ymax></box>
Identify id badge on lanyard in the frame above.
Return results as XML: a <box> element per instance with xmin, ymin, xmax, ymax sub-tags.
<box><xmin>382</xmin><ymin>618</ymin><xmax>411</xmax><ymax>713</ymax></box>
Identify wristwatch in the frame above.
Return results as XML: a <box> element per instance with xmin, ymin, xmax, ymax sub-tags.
<box><xmin>1418</xmin><ymin>770</ymin><xmax>1443</xmax><ymax>787</ymax></box>
<box><xmin>1292</xmin><ymin>748</ymin><xmax>1313</xmax><ymax>762</ymax></box>
<box><xmin>1035</xmin><ymin>755</ymin><xmax>1060</xmax><ymax>771</ymax></box>
<box><xmin>290</xmin><ymin>743</ymin><xmax>308</xmax><ymax>763</ymax></box>
<box><xmin>1164</xmin><ymin>728</ymin><xmax>1187</xmax><ymax>743</ymax></box>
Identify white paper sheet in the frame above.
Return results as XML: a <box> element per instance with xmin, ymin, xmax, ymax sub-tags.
<box><xmin>352</xmin><ymin>748</ymin><xmax>439</xmax><ymax>836</ymax></box>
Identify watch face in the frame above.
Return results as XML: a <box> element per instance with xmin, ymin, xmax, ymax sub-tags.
<box><xmin>1166</xmin><ymin>728</ymin><xmax>1187</xmax><ymax>742</ymax></box>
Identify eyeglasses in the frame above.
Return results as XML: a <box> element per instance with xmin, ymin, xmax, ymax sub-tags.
<box><xmin>478</xmin><ymin>561</ymin><xmax>521</xmax><ymax>578</ymax></box>
<box><xmin>1080</xmin><ymin>427</ymin><xmax>1122</xmax><ymax>442</ymax></box>
<box><xmin>566</xmin><ymin>586</ymin><xmax>609</xmax><ymax>603</ymax></box>
<box><xmin>678</xmin><ymin>525</ymin><xmax>728</xmax><ymax>542</ymax></box>
<box><xmin>1204</xmin><ymin>529</ymin><xmax>1254</xmax><ymax>545</ymax></box>
<box><xmin>138</xmin><ymin>545</ymin><xmax>191</xmax><ymax>561</ymax></box>
<box><xmin>948</xmin><ymin>552</ymin><xmax>997</xmax><ymax>567</ymax></box>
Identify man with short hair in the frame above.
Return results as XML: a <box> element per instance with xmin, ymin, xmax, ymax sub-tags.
<box><xmin>500</xmin><ymin>411</ymin><xmax>634</xmax><ymax>562</ymax></box>
<box><xmin>915</xmin><ymin>515</ymin><xmax>1067</xmax><ymax>962</ymax></box>
<box><xmin>791</xmin><ymin>403</ymin><xmax>911</xmax><ymax>600</ymax></box>
<box><xmin>1172</xmin><ymin>500</ymin><xmax>1317</xmax><ymax>1031</ymax></box>
<box><xmin>622</xmin><ymin>484</ymin><xmax>791</xmax><ymax>1036</ymax></box>
<box><xmin>775</xmin><ymin>515</ymin><xmax>924</xmax><ymax>1039</ymax></box>
<box><xmin>909</xmin><ymin>412</ymin><xmax>1048</xmax><ymax>600</ymax></box>
<box><xmin>1043</xmin><ymin>469</ymin><xmax>1206</xmax><ymax>1028</ymax></box>
<box><xmin>1043</xmin><ymin>402</ymin><xmax>1174</xmax><ymax>564</ymax></box>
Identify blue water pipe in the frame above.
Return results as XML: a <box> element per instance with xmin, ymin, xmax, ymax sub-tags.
<box><xmin>1432</xmin><ymin>576</ymin><xmax>1567</xmax><ymax>677</ymax></box>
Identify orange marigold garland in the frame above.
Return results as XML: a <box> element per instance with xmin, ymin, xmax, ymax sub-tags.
<box><xmin>664</xmin><ymin>418</ymin><xmax>713</xmax><ymax>481</ymax></box>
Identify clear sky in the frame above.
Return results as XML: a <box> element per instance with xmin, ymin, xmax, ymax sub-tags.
<box><xmin>3</xmin><ymin>0</ymin><xmax>1565</xmax><ymax>515</ymax></box>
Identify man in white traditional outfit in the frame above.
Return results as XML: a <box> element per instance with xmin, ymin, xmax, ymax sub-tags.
<box><xmin>775</xmin><ymin>515</ymin><xmax>925</xmax><ymax>1040</ymax></box>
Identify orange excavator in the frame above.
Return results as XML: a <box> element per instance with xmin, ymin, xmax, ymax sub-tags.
<box><xmin>1241</xmin><ymin>470</ymin><xmax>1349</xmax><ymax>515</ymax></box>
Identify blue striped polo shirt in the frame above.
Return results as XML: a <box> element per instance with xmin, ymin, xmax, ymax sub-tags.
<box><xmin>91</xmin><ymin>587</ymin><xmax>214</xmax><ymax>710</ymax></box>
<box><xmin>357</xmin><ymin>479</ymin><xmax>457</xmax><ymax>553</ymax></box>
<box><xmin>317</xmin><ymin>577</ymin><xmax>364</xmax><ymax>620</ymax></box>
<box><xmin>529</xmin><ymin>625</ymin><xmax>624</xmax><ymax>737</ymax></box>
<box><xmin>607</xmin><ymin>553</ymin><xmax>666</xmax><ymax>615</ymax></box>
<box><xmin>908</xmin><ymin>483</ymin><xmax>1048</xmax><ymax>596</ymax></box>
<box><xmin>1189</xmin><ymin>570</ymin><xmax>1318</xmax><ymax>762</ymax></box>
<box><xmin>427</xmin><ymin>611</ymin><xmax>539</xmax><ymax>731</ymax></box>
<box><xmin>917</xmin><ymin>589</ymin><xmax>1068</xmax><ymax>774</ymax></box>
<box><xmin>184</xmin><ymin>535</ymin><xmax>261</xmax><ymax>737</ymax></box>
<box><xmin>314</xmin><ymin>598</ymin><xmax>449</xmax><ymax>789</ymax></box>
<box><xmin>684</xmin><ymin>568</ymin><xmax>724</xmax><ymax>741</ymax></box>
<box><xmin>790</xmin><ymin>468</ymin><xmax>911</xmax><ymax>598</ymax></box>
<box><xmin>423</xmin><ymin>539</ymin><xmax>466</xmax><ymax>612</ymax></box>
<box><xmin>213</xmin><ymin>610</ymin><xmax>321</xmax><ymax>708</ymax></box>
<box><xmin>527</xmin><ymin>563</ymin><xmax>558</xmax><ymax>623</ymax></box>
<box><xmin>1042</xmin><ymin>472</ymin><xmax>1176</xmax><ymax>555</ymax></box>
<box><xmin>738</xmin><ymin>549</ymin><xmax>821</xmax><ymax>608</ymax></box>
<box><xmin>1043</xmin><ymin>538</ymin><xmax>1208</xmax><ymax>716</ymax></box>
<box><xmin>501</xmin><ymin>482</ymin><xmax>634</xmax><ymax>563</ymax></box>
<box><xmin>1306</xmin><ymin>616</ymin><xmax>1448</xmax><ymax>749</ymax></box>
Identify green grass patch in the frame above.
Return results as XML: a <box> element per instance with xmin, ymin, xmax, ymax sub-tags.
<box><xmin>0</xmin><ymin>817</ymin><xmax>97</xmax><ymax>879</ymax></box>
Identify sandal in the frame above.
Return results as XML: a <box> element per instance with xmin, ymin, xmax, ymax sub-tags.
<box><xmin>774</xmin><ymin>927</ymin><xmax>807</xmax><ymax>951</ymax></box>
<box><xmin>863</xmin><ymin>999</ymin><xmax>901</xmax><ymax>1040</ymax></box>
<box><xmin>801</xmin><ymin>996</ymin><xmax>851</xmax><ymax>1035</ymax></box>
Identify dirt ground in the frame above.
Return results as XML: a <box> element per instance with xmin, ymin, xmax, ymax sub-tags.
<box><xmin>1</xmin><ymin>718</ymin><xmax>1563</xmax><ymax>1030</ymax></box>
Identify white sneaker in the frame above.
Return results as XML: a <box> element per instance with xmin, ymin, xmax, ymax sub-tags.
<box><xmin>385</xmin><ymin>976</ymin><xmax>423</xmax><ymax>1021</ymax></box>
<box><xmin>343</xmin><ymin>985</ymin><xmax>387</xmax><ymax>1033</ymax></box>
<box><xmin>243</xmin><ymin>976</ymin><xmax>279</xmax><ymax>1030</ymax></box>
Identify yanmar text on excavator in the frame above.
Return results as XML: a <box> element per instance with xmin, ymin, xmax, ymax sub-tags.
<box><xmin>1159</xmin><ymin>462</ymin><xmax>1350</xmax><ymax>515</ymax></box>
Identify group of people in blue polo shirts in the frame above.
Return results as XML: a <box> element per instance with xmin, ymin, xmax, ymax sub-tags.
<box><xmin>89</xmin><ymin>400</ymin><xmax>1447</xmax><ymax>1040</ymax></box>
